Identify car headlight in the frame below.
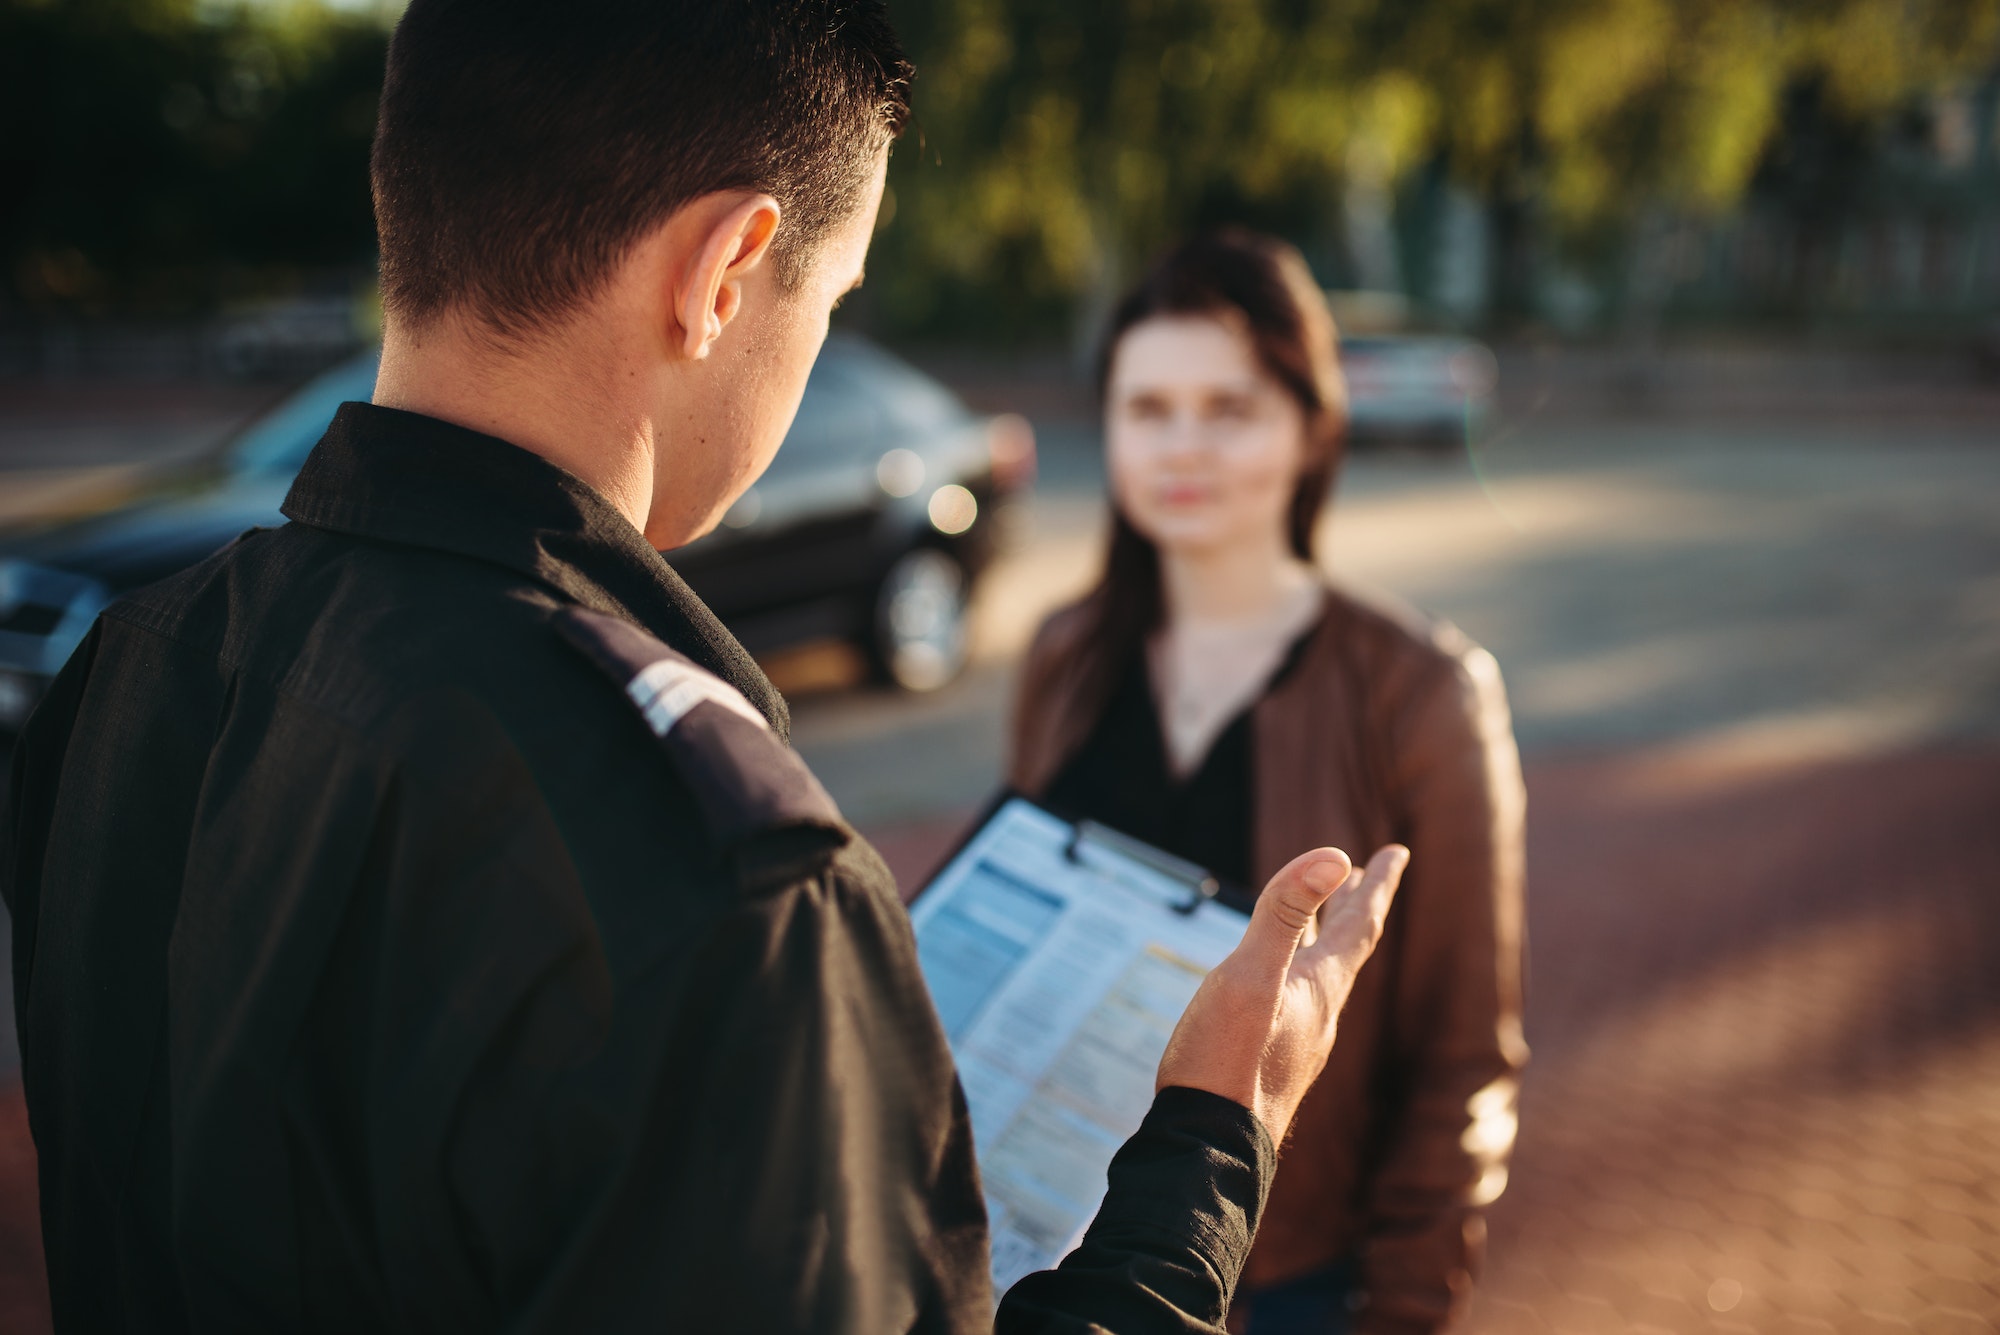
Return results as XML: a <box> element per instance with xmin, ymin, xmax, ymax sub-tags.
<box><xmin>0</xmin><ymin>668</ymin><xmax>41</xmax><ymax>731</ymax></box>
<box><xmin>927</xmin><ymin>484</ymin><xmax>978</xmax><ymax>536</ymax></box>
<box><xmin>1447</xmin><ymin>347</ymin><xmax>1498</xmax><ymax>398</ymax></box>
<box><xmin>877</xmin><ymin>448</ymin><xmax>926</xmax><ymax>498</ymax></box>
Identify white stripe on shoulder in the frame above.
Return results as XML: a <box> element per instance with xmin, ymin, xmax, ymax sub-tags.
<box><xmin>626</xmin><ymin>658</ymin><xmax>770</xmax><ymax>736</ymax></box>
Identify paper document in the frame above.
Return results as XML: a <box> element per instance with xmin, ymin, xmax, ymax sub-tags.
<box><xmin>908</xmin><ymin>797</ymin><xmax>1250</xmax><ymax>1294</ymax></box>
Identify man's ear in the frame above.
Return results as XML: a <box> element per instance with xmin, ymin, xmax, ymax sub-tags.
<box><xmin>674</xmin><ymin>193</ymin><xmax>782</xmax><ymax>361</ymax></box>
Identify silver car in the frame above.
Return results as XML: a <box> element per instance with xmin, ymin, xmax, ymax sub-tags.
<box><xmin>1340</xmin><ymin>334</ymin><xmax>1498</xmax><ymax>447</ymax></box>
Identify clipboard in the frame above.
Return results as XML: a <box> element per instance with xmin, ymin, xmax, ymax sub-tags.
<box><xmin>907</xmin><ymin>795</ymin><xmax>1253</xmax><ymax>1294</ymax></box>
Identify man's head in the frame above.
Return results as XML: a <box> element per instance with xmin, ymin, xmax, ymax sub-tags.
<box><xmin>374</xmin><ymin>0</ymin><xmax>908</xmax><ymax>333</ymax></box>
<box><xmin>369</xmin><ymin>0</ymin><xmax>909</xmax><ymax>547</ymax></box>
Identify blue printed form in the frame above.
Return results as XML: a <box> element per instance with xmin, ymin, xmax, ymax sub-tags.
<box><xmin>907</xmin><ymin>798</ymin><xmax>1250</xmax><ymax>1295</ymax></box>
<box><xmin>917</xmin><ymin>863</ymin><xmax>1065</xmax><ymax>1038</ymax></box>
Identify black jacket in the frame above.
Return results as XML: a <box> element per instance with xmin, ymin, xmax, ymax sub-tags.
<box><xmin>4</xmin><ymin>402</ymin><xmax>1271</xmax><ymax>1333</ymax></box>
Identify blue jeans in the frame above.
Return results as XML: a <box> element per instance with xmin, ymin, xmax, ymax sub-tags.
<box><xmin>1240</xmin><ymin>1258</ymin><xmax>1359</xmax><ymax>1335</ymax></box>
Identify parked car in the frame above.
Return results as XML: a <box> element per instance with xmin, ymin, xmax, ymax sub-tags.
<box><xmin>1340</xmin><ymin>333</ymin><xmax>1498</xmax><ymax>447</ymax></box>
<box><xmin>0</xmin><ymin>334</ymin><xmax>1035</xmax><ymax>734</ymax></box>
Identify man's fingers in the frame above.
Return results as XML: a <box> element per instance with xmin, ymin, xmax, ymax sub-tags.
<box><xmin>1302</xmin><ymin>843</ymin><xmax>1409</xmax><ymax>969</ymax></box>
<box><xmin>1359</xmin><ymin>842</ymin><xmax>1408</xmax><ymax>904</ymax></box>
<box><xmin>1238</xmin><ymin>847</ymin><xmax>1353</xmax><ymax>980</ymax></box>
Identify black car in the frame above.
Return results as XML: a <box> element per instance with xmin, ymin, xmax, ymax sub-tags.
<box><xmin>0</xmin><ymin>334</ymin><xmax>1034</xmax><ymax>733</ymax></box>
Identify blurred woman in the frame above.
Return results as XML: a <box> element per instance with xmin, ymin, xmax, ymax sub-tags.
<box><xmin>1008</xmin><ymin>229</ymin><xmax>1528</xmax><ymax>1334</ymax></box>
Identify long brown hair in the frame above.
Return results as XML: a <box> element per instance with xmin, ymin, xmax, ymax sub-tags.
<box><xmin>1059</xmin><ymin>227</ymin><xmax>1348</xmax><ymax>730</ymax></box>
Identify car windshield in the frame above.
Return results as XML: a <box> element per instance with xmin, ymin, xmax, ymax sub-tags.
<box><xmin>767</xmin><ymin>337</ymin><xmax>967</xmax><ymax>466</ymax></box>
<box><xmin>226</xmin><ymin>350</ymin><xmax>381</xmax><ymax>478</ymax></box>
<box><xmin>842</xmin><ymin>339</ymin><xmax>966</xmax><ymax>436</ymax></box>
<box><xmin>782</xmin><ymin>348</ymin><xmax>887</xmax><ymax>461</ymax></box>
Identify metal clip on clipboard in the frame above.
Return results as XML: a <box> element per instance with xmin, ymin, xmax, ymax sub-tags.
<box><xmin>1064</xmin><ymin>819</ymin><xmax>1221</xmax><ymax>915</ymax></box>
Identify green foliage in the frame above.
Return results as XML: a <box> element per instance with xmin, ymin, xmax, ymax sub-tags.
<box><xmin>0</xmin><ymin>0</ymin><xmax>388</xmax><ymax>313</ymax></box>
<box><xmin>3</xmin><ymin>0</ymin><xmax>1992</xmax><ymax>332</ymax></box>
<box><xmin>873</xmin><ymin>0</ymin><xmax>2000</xmax><ymax>335</ymax></box>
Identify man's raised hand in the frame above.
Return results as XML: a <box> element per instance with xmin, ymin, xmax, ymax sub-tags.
<box><xmin>1156</xmin><ymin>844</ymin><xmax>1410</xmax><ymax>1143</ymax></box>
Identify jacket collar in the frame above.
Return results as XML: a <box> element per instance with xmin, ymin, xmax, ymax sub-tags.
<box><xmin>281</xmin><ymin>401</ymin><xmax>789</xmax><ymax>738</ymax></box>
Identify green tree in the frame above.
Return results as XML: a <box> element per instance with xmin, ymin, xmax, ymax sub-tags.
<box><xmin>1</xmin><ymin>0</ymin><xmax>388</xmax><ymax>313</ymax></box>
<box><xmin>872</xmin><ymin>0</ymin><xmax>2000</xmax><ymax>335</ymax></box>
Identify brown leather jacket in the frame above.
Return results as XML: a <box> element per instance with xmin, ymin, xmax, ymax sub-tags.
<box><xmin>1008</xmin><ymin>583</ymin><xmax>1528</xmax><ymax>1334</ymax></box>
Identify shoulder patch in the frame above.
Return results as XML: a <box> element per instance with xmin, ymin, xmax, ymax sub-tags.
<box><xmin>553</xmin><ymin>605</ymin><xmax>844</xmax><ymax>847</ymax></box>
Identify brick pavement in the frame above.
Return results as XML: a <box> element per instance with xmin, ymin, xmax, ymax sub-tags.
<box><xmin>2</xmin><ymin>745</ymin><xmax>1994</xmax><ymax>1332</ymax></box>
<box><xmin>1469</xmin><ymin>748</ymin><xmax>2000</xmax><ymax>1335</ymax></box>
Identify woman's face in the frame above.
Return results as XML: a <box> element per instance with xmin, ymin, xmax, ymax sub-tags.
<box><xmin>1105</xmin><ymin>315</ymin><xmax>1307</xmax><ymax>560</ymax></box>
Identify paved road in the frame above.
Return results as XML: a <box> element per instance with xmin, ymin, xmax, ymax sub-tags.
<box><xmin>790</xmin><ymin>415</ymin><xmax>2000</xmax><ymax>828</ymax></box>
<box><xmin>1475</xmin><ymin>746</ymin><xmax>2000</xmax><ymax>1335</ymax></box>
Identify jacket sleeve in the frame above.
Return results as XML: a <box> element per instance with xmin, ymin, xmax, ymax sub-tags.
<box><xmin>998</xmin><ymin>1086</ymin><xmax>1274</xmax><ymax>1335</ymax></box>
<box><xmin>438</xmin><ymin>837</ymin><xmax>997</xmax><ymax>1335</ymax></box>
<box><xmin>1358</xmin><ymin>646</ymin><xmax>1528</xmax><ymax>1334</ymax></box>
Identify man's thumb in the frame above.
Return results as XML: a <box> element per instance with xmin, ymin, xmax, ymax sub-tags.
<box><xmin>1242</xmin><ymin>847</ymin><xmax>1353</xmax><ymax>970</ymax></box>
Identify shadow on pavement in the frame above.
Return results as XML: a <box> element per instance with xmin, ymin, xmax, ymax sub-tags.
<box><xmin>1474</xmin><ymin>745</ymin><xmax>2000</xmax><ymax>1333</ymax></box>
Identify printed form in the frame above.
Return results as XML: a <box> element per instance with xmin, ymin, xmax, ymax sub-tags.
<box><xmin>908</xmin><ymin>798</ymin><xmax>1250</xmax><ymax>1294</ymax></box>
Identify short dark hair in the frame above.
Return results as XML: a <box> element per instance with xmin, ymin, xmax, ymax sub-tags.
<box><xmin>371</xmin><ymin>0</ymin><xmax>911</xmax><ymax>335</ymax></box>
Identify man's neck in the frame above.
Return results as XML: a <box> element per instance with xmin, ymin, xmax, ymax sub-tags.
<box><xmin>373</xmin><ymin>313</ymin><xmax>658</xmax><ymax>536</ymax></box>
